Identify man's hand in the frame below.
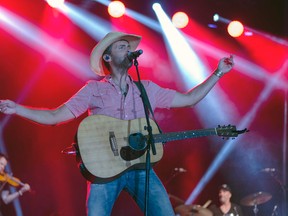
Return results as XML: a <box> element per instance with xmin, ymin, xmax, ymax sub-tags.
<box><xmin>19</xmin><ymin>183</ymin><xmax>31</xmax><ymax>195</ymax></box>
<box><xmin>218</xmin><ymin>55</ymin><xmax>234</xmax><ymax>74</ymax></box>
<box><xmin>0</xmin><ymin>99</ymin><xmax>17</xmax><ymax>115</ymax></box>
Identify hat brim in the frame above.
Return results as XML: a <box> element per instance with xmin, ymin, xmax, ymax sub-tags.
<box><xmin>90</xmin><ymin>32</ymin><xmax>142</xmax><ymax>76</ymax></box>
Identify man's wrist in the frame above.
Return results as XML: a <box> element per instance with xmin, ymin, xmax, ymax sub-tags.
<box><xmin>15</xmin><ymin>103</ymin><xmax>20</xmax><ymax>115</ymax></box>
<box><xmin>18</xmin><ymin>191</ymin><xmax>23</xmax><ymax>196</ymax></box>
<box><xmin>213</xmin><ymin>69</ymin><xmax>224</xmax><ymax>78</ymax></box>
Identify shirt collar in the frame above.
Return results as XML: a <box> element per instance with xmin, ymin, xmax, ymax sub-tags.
<box><xmin>104</xmin><ymin>74</ymin><xmax>133</xmax><ymax>85</ymax></box>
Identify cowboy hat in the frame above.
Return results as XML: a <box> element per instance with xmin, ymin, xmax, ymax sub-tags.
<box><xmin>90</xmin><ymin>32</ymin><xmax>142</xmax><ymax>76</ymax></box>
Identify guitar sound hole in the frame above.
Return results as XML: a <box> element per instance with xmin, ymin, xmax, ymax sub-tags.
<box><xmin>128</xmin><ymin>133</ymin><xmax>147</xmax><ymax>150</ymax></box>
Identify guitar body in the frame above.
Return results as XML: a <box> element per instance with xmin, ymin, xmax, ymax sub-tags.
<box><xmin>76</xmin><ymin>115</ymin><xmax>163</xmax><ymax>183</ymax></box>
<box><xmin>75</xmin><ymin>115</ymin><xmax>247</xmax><ymax>183</ymax></box>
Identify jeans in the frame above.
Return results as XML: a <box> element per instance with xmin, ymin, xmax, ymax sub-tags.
<box><xmin>86</xmin><ymin>169</ymin><xmax>175</xmax><ymax>216</ymax></box>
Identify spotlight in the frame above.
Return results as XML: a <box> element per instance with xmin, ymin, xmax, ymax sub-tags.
<box><xmin>213</xmin><ymin>14</ymin><xmax>219</xmax><ymax>22</ymax></box>
<box><xmin>172</xmin><ymin>12</ymin><xmax>189</xmax><ymax>29</ymax></box>
<box><xmin>152</xmin><ymin>3</ymin><xmax>162</xmax><ymax>10</ymax></box>
<box><xmin>108</xmin><ymin>1</ymin><xmax>125</xmax><ymax>18</ymax></box>
<box><xmin>227</xmin><ymin>20</ymin><xmax>244</xmax><ymax>37</ymax></box>
<box><xmin>46</xmin><ymin>0</ymin><xmax>65</xmax><ymax>8</ymax></box>
<box><xmin>244</xmin><ymin>31</ymin><xmax>253</xmax><ymax>36</ymax></box>
<box><xmin>212</xmin><ymin>13</ymin><xmax>230</xmax><ymax>24</ymax></box>
<box><xmin>208</xmin><ymin>24</ymin><xmax>217</xmax><ymax>29</ymax></box>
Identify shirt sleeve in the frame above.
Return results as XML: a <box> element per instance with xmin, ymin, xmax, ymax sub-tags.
<box><xmin>144</xmin><ymin>81</ymin><xmax>176</xmax><ymax>109</ymax></box>
<box><xmin>64</xmin><ymin>81</ymin><xmax>95</xmax><ymax>117</ymax></box>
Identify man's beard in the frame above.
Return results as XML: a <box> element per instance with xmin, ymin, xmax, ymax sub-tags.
<box><xmin>117</xmin><ymin>57</ymin><xmax>133</xmax><ymax>70</ymax></box>
<box><xmin>219</xmin><ymin>197</ymin><xmax>225</xmax><ymax>204</ymax></box>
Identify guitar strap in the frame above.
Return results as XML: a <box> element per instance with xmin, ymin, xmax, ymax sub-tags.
<box><xmin>134</xmin><ymin>81</ymin><xmax>163</xmax><ymax>134</ymax></box>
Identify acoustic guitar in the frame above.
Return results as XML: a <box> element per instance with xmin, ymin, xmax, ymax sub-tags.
<box><xmin>75</xmin><ymin>115</ymin><xmax>247</xmax><ymax>183</ymax></box>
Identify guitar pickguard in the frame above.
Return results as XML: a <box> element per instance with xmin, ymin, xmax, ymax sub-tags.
<box><xmin>120</xmin><ymin>146</ymin><xmax>146</xmax><ymax>161</ymax></box>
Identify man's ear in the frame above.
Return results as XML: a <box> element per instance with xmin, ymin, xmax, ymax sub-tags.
<box><xmin>103</xmin><ymin>54</ymin><xmax>111</xmax><ymax>62</ymax></box>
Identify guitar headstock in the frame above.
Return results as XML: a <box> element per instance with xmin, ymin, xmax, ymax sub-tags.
<box><xmin>216</xmin><ymin>125</ymin><xmax>248</xmax><ymax>139</ymax></box>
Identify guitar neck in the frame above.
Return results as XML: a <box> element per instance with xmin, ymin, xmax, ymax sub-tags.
<box><xmin>152</xmin><ymin>128</ymin><xmax>217</xmax><ymax>143</ymax></box>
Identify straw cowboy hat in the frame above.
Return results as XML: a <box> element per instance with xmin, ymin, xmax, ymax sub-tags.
<box><xmin>90</xmin><ymin>32</ymin><xmax>142</xmax><ymax>76</ymax></box>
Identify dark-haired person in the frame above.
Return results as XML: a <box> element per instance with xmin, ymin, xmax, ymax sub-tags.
<box><xmin>209</xmin><ymin>184</ymin><xmax>243</xmax><ymax>216</ymax></box>
<box><xmin>0</xmin><ymin>153</ymin><xmax>30</xmax><ymax>216</ymax></box>
<box><xmin>0</xmin><ymin>32</ymin><xmax>234</xmax><ymax>215</ymax></box>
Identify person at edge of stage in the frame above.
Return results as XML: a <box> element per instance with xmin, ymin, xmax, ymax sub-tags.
<box><xmin>209</xmin><ymin>184</ymin><xmax>244</xmax><ymax>216</ymax></box>
<box><xmin>0</xmin><ymin>153</ymin><xmax>30</xmax><ymax>216</ymax></box>
<box><xmin>0</xmin><ymin>31</ymin><xmax>234</xmax><ymax>216</ymax></box>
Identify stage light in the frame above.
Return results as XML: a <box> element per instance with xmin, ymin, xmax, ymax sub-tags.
<box><xmin>213</xmin><ymin>14</ymin><xmax>219</xmax><ymax>22</ymax></box>
<box><xmin>153</xmin><ymin>2</ymin><xmax>206</xmax><ymax>85</ymax></box>
<box><xmin>46</xmin><ymin>0</ymin><xmax>65</xmax><ymax>8</ymax></box>
<box><xmin>213</xmin><ymin>14</ymin><xmax>287</xmax><ymax>44</ymax></box>
<box><xmin>152</xmin><ymin>3</ymin><xmax>161</xmax><ymax>10</ymax></box>
<box><xmin>244</xmin><ymin>31</ymin><xmax>253</xmax><ymax>36</ymax></box>
<box><xmin>212</xmin><ymin>13</ymin><xmax>230</xmax><ymax>24</ymax></box>
<box><xmin>108</xmin><ymin>1</ymin><xmax>125</xmax><ymax>18</ymax></box>
<box><xmin>207</xmin><ymin>23</ymin><xmax>217</xmax><ymax>29</ymax></box>
<box><xmin>227</xmin><ymin>20</ymin><xmax>244</xmax><ymax>37</ymax></box>
<box><xmin>172</xmin><ymin>12</ymin><xmax>189</xmax><ymax>29</ymax></box>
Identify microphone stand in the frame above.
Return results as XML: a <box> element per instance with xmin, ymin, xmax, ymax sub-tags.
<box><xmin>133</xmin><ymin>57</ymin><xmax>157</xmax><ymax>216</ymax></box>
<box><xmin>268</xmin><ymin>172</ymin><xmax>287</xmax><ymax>216</ymax></box>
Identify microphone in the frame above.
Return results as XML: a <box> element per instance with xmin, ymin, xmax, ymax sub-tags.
<box><xmin>261</xmin><ymin>168</ymin><xmax>276</xmax><ymax>172</ymax></box>
<box><xmin>174</xmin><ymin>167</ymin><xmax>187</xmax><ymax>173</ymax></box>
<box><xmin>127</xmin><ymin>50</ymin><xmax>143</xmax><ymax>60</ymax></box>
